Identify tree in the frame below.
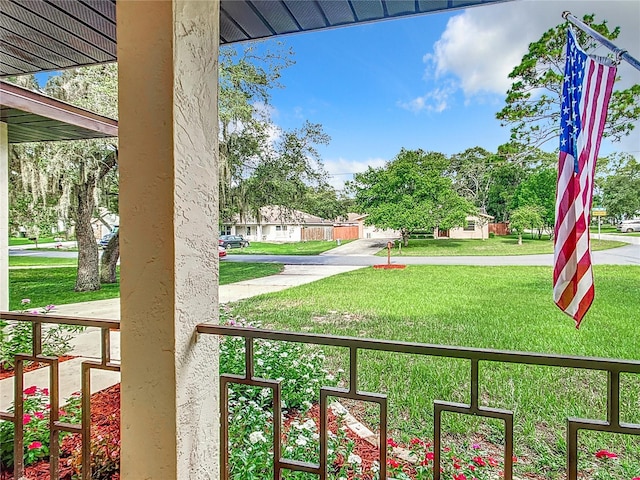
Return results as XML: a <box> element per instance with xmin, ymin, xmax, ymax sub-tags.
<box><xmin>10</xmin><ymin>66</ymin><xmax>119</xmax><ymax>292</ymax></box>
<box><xmin>510</xmin><ymin>166</ymin><xmax>557</xmax><ymax>238</ymax></box>
<box><xmin>448</xmin><ymin>147</ymin><xmax>496</xmax><ymax>213</ymax></box>
<box><xmin>297</xmin><ymin>185</ymin><xmax>351</xmax><ymax>221</ymax></box>
<box><xmin>496</xmin><ymin>14</ymin><xmax>640</xmax><ymax>157</ymax></box>
<box><xmin>600</xmin><ymin>154</ymin><xmax>640</xmax><ymax>219</ymax></box>
<box><xmin>349</xmin><ymin>149</ymin><xmax>476</xmax><ymax>246</ymax></box>
<box><xmin>509</xmin><ymin>205</ymin><xmax>545</xmax><ymax>245</ymax></box>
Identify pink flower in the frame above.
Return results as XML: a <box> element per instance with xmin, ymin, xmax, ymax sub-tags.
<box><xmin>34</xmin><ymin>411</ymin><xmax>44</xmax><ymax>420</ymax></box>
<box><xmin>28</xmin><ymin>441</ymin><xmax>42</xmax><ymax>450</ymax></box>
<box><xmin>23</xmin><ymin>386</ymin><xmax>38</xmax><ymax>396</ymax></box>
<box><xmin>487</xmin><ymin>457</ymin><xmax>499</xmax><ymax>467</ymax></box>
<box><xmin>425</xmin><ymin>452</ymin><xmax>434</xmax><ymax>461</ymax></box>
<box><xmin>410</xmin><ymin>437</ymin><xmax>422</xmax><ymax>445</ymax></box>
<box><xmin>21</xmin><ymin>299</ymin><xmax>31</xmax><ymax>304</ymax></box>
<box><xmin>472</xmin><ymin>443</ymin><xmax>481</xmax><ymax>449</ymax></box>
<box><xmin>472</xmin><ymin>456</ymin><xmax>486</xmax><ymax>467</ymax></box>
<box><xmin>387</xmin><ymin>438</ymin><xmax>398</xmax><ymax>448</ymax></box>
<box><xmin>453</xmin><ymin>474</ymin><xmax>467</xmax><ymax>480</ymax></box>
<box><xmin>41</xmin><ymin>388</ymin><xmax>49</xmax><ymax>396</ymax></box>
<box><xmin>595</xmin><ymin>449</ymin><xmax>617</xmax><ymax>459</ymax></box>
<box><xmin>387</xmin><ymin>458</ymin><xmax>399</xmax><ymax>468</ymax></box>
<box><xmin>23</xmin><ymin>414</ymin><xmax>31</xmax><ymax>424</ymax></box>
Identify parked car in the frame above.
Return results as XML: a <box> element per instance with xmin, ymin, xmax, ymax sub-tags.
<box><xmin>218</xmin><ymin>234</ymin><xmax>250</xmax><ymax>248</ymax></box>
<box><xmin>218</xmin><ymin>245</ymin><xmax>227</xmax><ymax>259</ymax></box>
<box><xmin>616</xmin><ymin>219</ymin><xmax>640</xmax><ymax>233</ymax></box>
<box><xmin>99</xmin><ymin>232</ymin><xmax>116</xmax><ymax>249</ymax></box>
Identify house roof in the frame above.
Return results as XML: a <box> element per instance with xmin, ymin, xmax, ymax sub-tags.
<box><xmin>233</xmin><ymin>206</ymin><xmax>330</xmax><ymax>225</ymax></box>
<box><xmin>1</xmin><ymin>80</ymin><xmax>118</xmax><ymax>143</ymax></box>
<box><xmin>0</xmin><ymin>0</ymin><xmax>512</xmax><ymax>77</ymax></box>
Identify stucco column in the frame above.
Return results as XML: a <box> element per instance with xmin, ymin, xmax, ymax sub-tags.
<box><xmin>0</xmin><ymin>122</ymin><xmax>8</xmax><ymax>311</ymax></box>
<box><xmin>117</xmin><ymin>1</ymin><xmax>219</xmax><ymax>478</ymax></box>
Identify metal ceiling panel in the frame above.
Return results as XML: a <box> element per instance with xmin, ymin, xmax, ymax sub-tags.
<box><xmin>0</xmin><ymin>81</ymin><xmax>118</xmax><ymax>143</ymax></box>
<box><xmin>1</xmin><ymin>0</ymin><xmax>512</xmax><ymax>77</ymax></box>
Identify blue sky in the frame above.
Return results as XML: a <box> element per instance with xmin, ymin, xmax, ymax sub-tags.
<box><xmin>254</xmin><ymin>0</ymin><xmax>640</xmax><ymax>189</ymax></box>
<box><xmin>33</xmin><ymin>1</ymin><xmax>640</xmax><ymax>190</ymax></box>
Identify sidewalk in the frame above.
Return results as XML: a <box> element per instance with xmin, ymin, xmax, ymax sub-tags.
<box><xmin>0</xmin><ymin>264</ymin><xmax>364</xmax><ymax>410</ymax></box>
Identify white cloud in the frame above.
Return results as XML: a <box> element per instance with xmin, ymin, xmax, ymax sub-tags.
<box><xmin>323</xmin><ymin>157</ymin><xmax>388</xmax><ymax>190</ymax></box>
<box><xmin>426</xmin><ymin>0</ymin><xmax>640</xmax><ymax>98</ymax></box>
<box><xmin>398</xmin><ymin>83</ymin><xmax>456</xmax><ymax>113</ymax></box>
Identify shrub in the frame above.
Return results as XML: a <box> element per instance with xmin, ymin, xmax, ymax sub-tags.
<box><xmin>0</xmin><ymin>387</ymin><xmax>82</xmax><ymax>469</ymax></box>
<box><xmin>0</xmin><ymin>300</ymin><xmax>85</xmax><ymax>370</ymax></box>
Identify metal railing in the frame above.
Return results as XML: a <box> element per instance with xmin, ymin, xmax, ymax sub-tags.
<box><xmin>2</xmin><ymin>314</ymin><xmax>639</xmax><ymax>479</ymax></box>
<box><xmin>0</xmin><ymin>312</ymin><xmax>120</xmax><ymax>480</ymax></box>
<box><xmin>197</xmin><ymin>323</ymin><xmax>640</xmax><ymax>480</ymax></box>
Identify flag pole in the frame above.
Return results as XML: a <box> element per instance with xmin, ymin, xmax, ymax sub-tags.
<box><xmin>563</xmin><ymin>11</ymin><xmax>640</xmax><ymax>72</ymax></box>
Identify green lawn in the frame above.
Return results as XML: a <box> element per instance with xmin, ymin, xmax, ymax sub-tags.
<box><xmin>227</xmin><ymin>265</ymin><xmax>640</xmax><ymax>478</ymax></box>
<box><xmin>589</xmin><ymin>225</ymin><xmax>618</xmax><ymax>233</ymax></box>
<box><xmin>378</xmin><ymin>235</ymin><xmax>626</xmax><ymax>256</ymax></box>
<box><xmin>226</xmin><ymin>240</ymin><xmax>347</xmax><ymax>255</ymax></box>
<box><xmin>8</xmin><ymin>262</ymin><xmax>283</xmax><ymax>310</ymax></box>
<box><xmin>8</xmin><ymin>236</ymin><xmax>60</xmax><ymax>246</ymax></box>
<box><xmin>9</xmin><ymin>256</ymin><xmax>78</xmax><ymax>267</ymax></box>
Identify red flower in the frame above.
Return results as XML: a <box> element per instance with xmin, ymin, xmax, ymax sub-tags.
<box><xmin>453</xmin><ymin>474</ymin><xmax>467</xmax><ymax>480</ymax></box>
<box><xmin>472</xmin><ymin>456</ymin><xmax>486</xmax><ymax>467</ymax></box>
<box><xmin>410</xmin><ymin>437</ymin><xmax>422</xmax><ymax>445</ymax></box>
<box><xmin>28</xmin><ymin>441</ymin><xmax>42</xmax><ymax>450</ymax></box>
<box><xmin>387</xmin><ymin>438</ymin><xmax>398</xmax><ymax>448</ymax></box>
<box><xmin>41</xmin><ymin>388</ymin><xmax>49</xmax><ymax>396</ymax></box>
<box><xmin>595</xmin><ymin>450</ymin><xmax>618</xmax><ymax>459</ymax></box>
<box><xmin>453</xmin><ymin>462</ymin><xmax>462</xmax><ymax>469</ymax></box>
<box><xmin>387</xmin><ymin>458</ymin><xmax>399</xmax><ymax>468</ymax></box>
<box><xmin>34</xmin><ymin>411</ymin><xmax>45</xmax><ymax>420</ymax></box>
<box><xmin>425</xmin><ymin>452</ymin><xmax>435</xmax><ymax>461</ymax></box>
<box><xmin>23</xmin><ymin>386</ymin><xmax>38</xmax><ymax>396</ymax></box>
<box><xmin>23</xmin><ymin>414</ymin><xmax>31</xmax><ymax>424</ymax></box>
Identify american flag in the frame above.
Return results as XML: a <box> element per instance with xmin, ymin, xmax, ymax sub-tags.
<box><xmin>553</xmin><ymin>29</ymin><xmax>617</xmax><ymax>328</ymax></box>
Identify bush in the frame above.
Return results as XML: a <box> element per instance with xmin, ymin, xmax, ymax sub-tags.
<box><xmin>0</xmin><ymin>387</ymin><xmax>82</xmax><ymax>469</ymax></box>
<box><xmin>0</xmin><ymin>300</ymin><xmax>85</xmax><ymax>370</ymax></box>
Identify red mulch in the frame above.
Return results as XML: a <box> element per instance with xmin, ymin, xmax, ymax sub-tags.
<box><xmin>0</xmin><ymin>357</ymin><xmax>76</xmax><ymax>381</ymax></box>
<box><xmin>291</xmin><ymin>404</ymin><xmax>381</xmax><ymax>478</ymax></box>
<box><xmin>1</xmin><ymin>384</ymin><xmax>120</xmax><ymax>480</ymax></box>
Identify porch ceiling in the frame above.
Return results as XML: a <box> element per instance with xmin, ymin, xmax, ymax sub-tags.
<box><xmin>1</xmin><ymin>80</ymin><xmax>118</xmax><ymax>143</ymax></box>
<box><xmin>1</xmin><ymin>0</ymin><xmax>512</xmax><ymax>77</ymax></box>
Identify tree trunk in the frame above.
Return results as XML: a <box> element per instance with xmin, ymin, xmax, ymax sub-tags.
<box><xmin>74</xmin><ymin>180</ymin><xmax>100</xmax><ymax>292</ymax></box>
<box><xmin>401</xmin><ymin>228</ymin><xmax>409</xmax><ymax>247</ymax></box>
<box><xmin>100</xmin><ymin>230</ymin><xmax>120</xmax><ymax>283</ymax></box>
<box><xmin>518</xmin><ymin>234</ymin><xmax>522</xmax><ymax>245</ymax></box>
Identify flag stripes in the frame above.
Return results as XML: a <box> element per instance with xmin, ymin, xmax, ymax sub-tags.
<box><xmin>553</xmin><ymin>29</ymin><xmax>617</xmax><ymax>327</ymax></box>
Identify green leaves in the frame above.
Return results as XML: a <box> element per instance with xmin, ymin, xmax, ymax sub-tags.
<box><xmin>349</xmin><ymin>149</ymin><xmax>476</xmax><ymax>241</ymax></box>
<box><xmin>496</xmin><ymin>14</ymin><xmax>639</xmax><ymax>157</ymax></box>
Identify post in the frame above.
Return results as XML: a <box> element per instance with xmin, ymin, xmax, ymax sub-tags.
<box><xmin>117</xmin><ymin>1</ymin><xmax>220</xmax><ymax>478</ymax></box>
<box><xmin>0</xmin><ymin>122</ymin><xmax>8</xmax><ymax>311</ymax></box>
<box><xmin>598</xmin><ymin>216</ymin><xmax>601</xmax><ymax>240</ymax></box>
<box><xmin>387</xmin><ymin>241</ymin><xmax>393</xmax><ymax>265</ymax></box>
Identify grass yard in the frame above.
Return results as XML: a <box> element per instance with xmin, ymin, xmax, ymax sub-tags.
<box><xmin>227</xmin><ymin>265</ymin><xmax>640</xmax><ymax>478</ymax></box>
<box><xmin>379</xmin><ymin>235</ymin><xmax>626</xmax><ymax>256</ymax></box>
<box><xmin>226</xmin><ymin>240</ymin><xmax>347</xmax><ymax>255</ymax></box>
<box><xmin>9</xmin><ymin>256</ymin><xmax>77</xmax><ymax>267</ymax></box>
<box><xmin>8</xmin><ymin>262</ymin><xmax>283</xmax><ymax>310</ymax></box>
<box><xmin>8</xmin><ymin>236</ymin><xmax>60</xmax><ymax>246</ymax></box>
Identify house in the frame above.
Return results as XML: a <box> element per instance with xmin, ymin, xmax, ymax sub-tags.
<box><xmin>223</xmin><ymin>206</ymin><xmax>334</xmax><ymax>242</ymax></box>
<box><xmin>347</xmin><ymin>213</ymin><xmax>400</xmax><ymax>239</ymax></box>
<box><xmin>435</xmin><ymin>214</ymin><xmax>494</xmax><ymax>240</ymax></box>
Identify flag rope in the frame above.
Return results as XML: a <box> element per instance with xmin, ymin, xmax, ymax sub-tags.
<box><xmin>563</xmin><ymin>11</ymin><xmax>640</xmax><ymax>71</ymax></box>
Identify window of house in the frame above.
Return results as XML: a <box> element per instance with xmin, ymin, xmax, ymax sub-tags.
<box><xmin>246</xmin><ymin>227</ymin><xmax>251</xmax><ymax>235</ymax></box>
<box><xmin>275</xmin><ymin>225</ymin><xmax>287</xmax><ymax>231</ymax></box>
<box><xmin>464</xmin><ymin>221</ymin><xmax>476</xmax><ymax>231</ymax></box>
<box><xmin>221</xmin><ymin>226</ymin><xmax>231</xmax><ymax>235</ymax></box>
